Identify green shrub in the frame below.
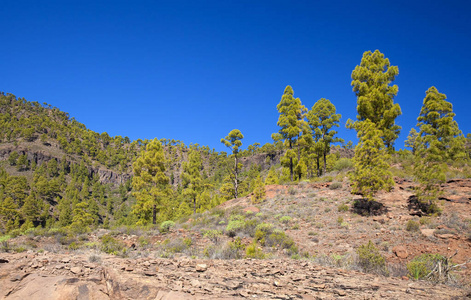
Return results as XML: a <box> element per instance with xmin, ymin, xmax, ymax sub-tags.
<box><xmin>333</xmin><ymin>158</ymin><xmax>353</xmax><ymax>171</ymax></box>
<box><xmin>406</xmin><ymin>220</ymin><xmax>420</xmax><ymax>232</ymax></box>
<box><xmin>245</xmin><ymin>242</ymin><xmax>265</xmax><ymax>259</ymax></box>
<box><xmin>288</xmin><ymin>187</ymin><xmax>297</xmax><ymax>195</ymax></box>
<box><xmin>68</xmin><ymin>242</ymin><xmax>80</xmax><ymax>250</ymax></box>
<box><xmin>100</xmin><ymin>234</ymin><xmax>126</xmax><ymax>256</ymax></box>
<box><xmin>356</xmin><ymin>240</ymin><xmax>388</xmax><ymax>275</ymax></box>
<box><xmin>419</xmin><ymin>217</ymin><xmax>431</xmax><ymax>226</ymax></box>
<box><xmin>338</xmin><ymin>204</ymin><xmax>349</xmax><ymax>212</ymax></box>
<box><xmin>160</xmin><ymin>220</ymin><xmax>175</xmax><ymax>232</ymax></box>
<box><xmin>329</xmin><ymin>182</ymin><xmax>343</xmax><ymax>190</ymax></box>
<box><xmin>204</xmin><ymin>229</ymin><xmax>223</xmax><ymax>243</ymax></box>
<box><xmin>279</xmin><ymin>216</ymin><xmax>292</xmax><ymax>224</ymax></box>
<box><xmin>0</xmin><ymin>235</ymin><xmax>11</xmax><ymax>243</ymax></box>
<box><xmin>337</xmin><ymin>216</ymin><xmax>344</xmax><ymax>225</ymax></box>
<box><xmin>225</xmin><ymin>219</ymin><xmax>245</xmax><ymax>237</ymax></box>
<box><xmin>407</xmin><ymin>253</ymin><xmax>446</xmax><ymax>280</ymax></box>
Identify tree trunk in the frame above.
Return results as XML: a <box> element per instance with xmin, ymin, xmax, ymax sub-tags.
<box><xmin>234</xmin><ymin>154</ymin><xmax>239</xmax><ymax>198</ymax></box>
<box><xmin>323</xmin><ymin>150</ymin><xmax>327</xmax><ymax>175</ymax></box>
<box><xmin>193</xmin><ymin>197</ymin><xmax>196</xmax><ymax>214</ymax></box>
<box><xmin>289</xmin><ymin>140</ymin><xmax>294</xmax><ymax>181</ymax></box>
<box><xmin>152</xmin><ymin>204</ymin><xmax>156</xmax><ymax>225</ymax></box>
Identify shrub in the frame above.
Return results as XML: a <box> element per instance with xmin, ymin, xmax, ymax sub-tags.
<box><xmin>204</xmin><ymin>229</ymin><xmax>223</xmax><ymax>244</ymax></box>
<box><xmin>333</xmin><ymin>158</ymin><xmax>353</xmax><ymax>171</ymax></box>
<box><xmin>329</xmin><ymin>182</ymin><xmax>343</xmax><ymax>190</ymax></box>
<box><xmin>245</xmin><ymin>242</ymin><xmax>265</xmax><ymax>259</ymax></box>
<box><xmin>407</xmin><ymin>253</ymin><xmax>447</xmax><ymax>280</ymax></box>
<box><xmin>338</xmin><ymin>204</ymin><xmax>349</xmax><ymax>212</ymax></box>
<box><xmin>419</xmin><ymin>217</ymin><xmax>431</xmax><ymax>226</ymax></box>
<box><xmin>356</xmin><ymin>240</ymin><xmax>388</xmax><ymax>275</ymax></box>
<box><xmin>406</xmin><ymin>220</ymin><xmax>420</xmax><ymax>232</ymax></box>
<box><xmin>225</xmin><ymin>221</ymin><xmax>244</xmax><ymax>237</ymax></box>
<box><xmin>160</xmin><ymin>221</ymin><xmax>175</xmax><ymax>232</ymax></box>
<box><xmin>100</xmin><ymin>234</ymin><xmax>126</xmax><ymax>256</ymax></box>
<box><xmin>279</xmin><ymin>216</ymin><xmax>292</xmax><ymax>224</ymax></box>
<box><xmin>288</xmin><ymin>187</ymin><xmax>297</xmax><ymax>195</ymax></box>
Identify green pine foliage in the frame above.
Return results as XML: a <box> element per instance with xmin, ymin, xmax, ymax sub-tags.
<box><xmin>251</xmin><ymin>175</ymin><xmax>266</xmax><ymax>204</ymax></box>
<box><xmin>131</xmin><ymin>139</ymin><xmax>172</xmax><ymax>225</ymax></box>
<box><xmin>221</xmin><ymin>129</ymin><xmax>244</xmax><ymax>199</ymax></box>
<box><xmin>351</xmin><ymin>50</ymin><xmax>401</xmax><ymax>150</ymax></box>
<box><xmin>307</xmin><ymin>98</ymin><xmax>343</xmax><ymax>176</ymax></box>
<box><xmin>413</xmin><ymin>87</ymin><xmax>467</xmax><ymax>213</ymax></box>
<box><xmin>350</xmin><ymin>120</ymin><xmax>394</xmax><ymax>200</ymax></box>
<box><xmin>272</xmin><ymin>86</ymin><xmax>308</xmax><ymax>181</ymax></box>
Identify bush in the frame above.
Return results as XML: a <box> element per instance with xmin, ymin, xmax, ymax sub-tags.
<box><xmin>338</xmin><ymin>204</ymin><xmax>349</xmax><ymax>212</ymax></box>
<box><xmin>333</xmin><ymin>158</ymin><xmax>353</xmax><ymax>171</ymax></box>
<box><xmin>407</xmin><ymin>253</ymin><xmax>447</xmax><ymax>280</ymax></box>
<box><xmin>406</xmin><ymin>220</ymin><xmax>420</xmax><ymax>232</ymax></box>
<box><xmin>204</xmin><ymin>229</ymin><xmax>223</xmax><ymax>243</ymax></box>
<box><xmin>356</xmin><ymin>240</ymin><xmax>388</xmax><ymax>275</ymax></box>
<box><xmin>245</xmin><ymin>242</ymin><xmax>265</xmax><ymax>259</ymax></box>
<box><xmin>225</xmin><ymin>219</ymin><xmax>245</xmax><ymax>237</ymax></box>
<box><xmin>279</xmin><ymin>216</ymin><xmax>292</xmax><ymax>224</ymax></box>
<box><xmin>100</xmin><ymin>234</ymin><xmax>126</xmax><ymax>256</ymax></box>
<box><xmin>160</xmin><ymin>220</ymin><xmax>175</xmax><ymax>232</ymax></box>
<box><xmin>329</xmin><ymin>182</ymin><xmax>343</xmax><ymax>190</ymax></box>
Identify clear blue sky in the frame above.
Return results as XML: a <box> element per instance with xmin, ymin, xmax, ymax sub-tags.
<box><xmin>1</xmin><ymin>0</ymin><xmax>470</xmax><ymax>152</ymax></box>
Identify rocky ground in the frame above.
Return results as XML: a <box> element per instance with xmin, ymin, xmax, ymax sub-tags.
<box><xmin>1</xmin><ymin>178</ymin><xmax>471</xmax><ymax>299</ymax></box>
<box><xmin>1</xmin><ymin>251</ymin><xmax>468</xmax><ymax>299</ymax></box>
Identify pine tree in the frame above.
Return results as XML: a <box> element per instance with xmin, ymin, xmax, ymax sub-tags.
<box><xmin>307</xmin><ymin>98</ymin><xmax>343</xmax><ymax>176</ymax></box>
<box><xmin>272</xmin><ymin>86</ymin><xmax>308</xmax><ymax>181</ymax></box>
<box><xmin>351</xmin><ymin>50</ymin><xmax>401</xmax><ymax>150</ymax></box>
<box><xmin>132</xmin><ymin>139</ymin><xmax>171</xmax><ymax>225</ymax></box>
<box><xmin>221</xmin><ymin>129</ymin><xmax>244</xmax><ymax>198</ymax></box>
<box><xmin>251</xmin><ymin>175</ymin><xmax>266</xmax><ymax>204</ymax></box>
<box><xmin>351</xmin><ymin>120</ymin><xmax>394</xmax><ymax>200</ymax></box>
<box><xmin>182</xmin><ymin>148</ymin><xmax>204</xmax><ymax>213</ymax></box>
<box><xmin>405</xmin><ymin>128</ymin><xmax>419</xmax><ymax>154</ymax></box>
<box><xmin>264</xmin><ymin>166</ymin><xmax>279</xmax><ymax>185</ymax></box>
<box><xmin>414</xmin><ymin>87</ymin><xmax>466</xmax><ymax>213</ymax></box>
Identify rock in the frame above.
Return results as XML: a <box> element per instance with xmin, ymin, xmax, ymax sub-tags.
<box><xmin>435</xmin><ymin>233</ymin><xmax>456</xmax><ymax>239</ymax></box>
<box><xmin>420</xmin><ymin>228</ymin><xmax>435</xmax><ymax>237</ymax></box>
<box><xmin>392</xmin><ymin>245</ymin><xmax>408</xmax><ymax>259</ymax></box>
<box><xmin>60</xmin><ymin>258</ymin><xmax>71</xmax><ymax>263</ymax></box>
<box><xmin>190</xmin><ymin>279</ymin><xmax>201</xmax><ymax>288</ymax></box>
<box><xmin>335</xmin><ymin>289</ymin><xmax>347</xmax><ymax>296</ymax></box>
<box><xmin>70</xmin><ymin>267</ymin><xmax>82</xmax><ymax>274</ymax></box>
<box><xmin>195</xmin><ymin>263</ymin><xmax>208</xmax><ymax>272</ymax></box>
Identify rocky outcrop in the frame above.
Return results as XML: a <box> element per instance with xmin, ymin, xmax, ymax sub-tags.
<box><xmin>0</xmin><ymin>252</ymin><xmax>467</xmax><ymax>300</ymax></box>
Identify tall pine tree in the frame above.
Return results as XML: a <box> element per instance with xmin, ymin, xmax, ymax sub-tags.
<box><xmin>351</xmin><ymin>50</ymin><xmax>401</xmax><ymax>150</ymax></box>
<box><xmin>132</xmin><ymin>139</ymin><xmax>171</xmax><ymax>225</ymax></box>
<box><xmin>272</xmin><ymin>85</ymin><xmax>308</xmax><ymax>181</ymax></box>
<box><xmin>221</xmin><ymin>129</ymin><xmax>244</xmax><ymax>198</ymax></box>
<box><xmin>307</xmin><ymin>98</ymin><xmax>343</xmax><ymax>176</ymax></box>
<box><xmin>414</xmin><ymin>87</ymin><xmax>466</xmax><ymax>213</ymax></box>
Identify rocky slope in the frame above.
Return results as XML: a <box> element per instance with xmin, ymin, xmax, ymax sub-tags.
<box><xmin>1</xmin><ymin>179</ymin><xmax>471</xmax><ymax>299</ymax></box>
<box><xmin>1</xmin><ymin>251</ymin><xmax>468</xmax><ymax>300</ymax></box>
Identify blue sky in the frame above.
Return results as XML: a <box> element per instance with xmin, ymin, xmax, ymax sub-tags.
<box><xmin>1</xmin><ymin>1</ymin><xmax>470</xmax><ymax>152</ymax></box>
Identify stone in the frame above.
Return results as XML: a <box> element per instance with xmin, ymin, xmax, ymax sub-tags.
<box><xmin>195</xmin><ymin>263</ymin><xmax>208</xmax><ymax>272</ymax></box>
<box><xmin>70</xmin><ymin>267</ymin><xmax>82</xmax><ymax>274</ymax></box>
<box><xmin>392</xmin><ymin>245</ymin><xmax>408</xmax><ymax>259</ymax></box>
<box><xmin>420</xmin><ymin>229</ymin><xmax>435</xmax><ymax>237</ymax></box>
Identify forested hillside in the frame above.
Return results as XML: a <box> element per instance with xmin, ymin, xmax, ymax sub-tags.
<box><xmin>0</xmin><ymin>91</ymin><xmax>342</xmax><ymax>233</ymax></box>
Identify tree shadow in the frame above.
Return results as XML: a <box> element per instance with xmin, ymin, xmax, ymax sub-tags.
<box><xmin>407</xmin><ymin>195</ymin><xmax>439</xmax><ymax>216</ymax></box>
<box><xmin>352</xmin><ymin>199</ymin><xmax>387</xmax><ymax>216</ymax></box>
